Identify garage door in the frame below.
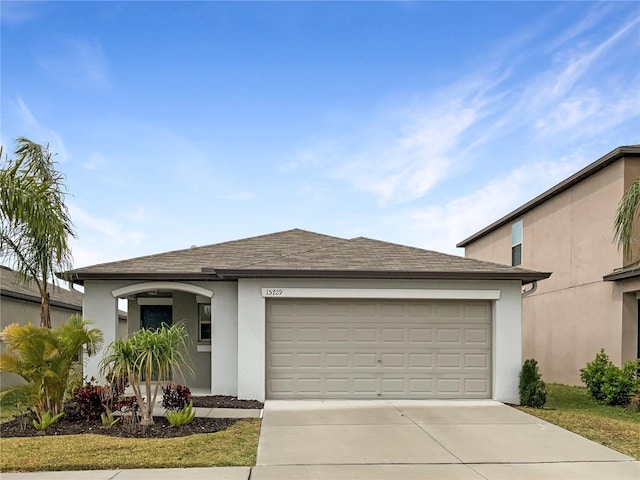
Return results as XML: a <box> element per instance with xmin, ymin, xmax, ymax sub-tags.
<box><xmin>266</xmin><ymin>299</ymin><xmax>492</xmax><ymax>399</ymax></box>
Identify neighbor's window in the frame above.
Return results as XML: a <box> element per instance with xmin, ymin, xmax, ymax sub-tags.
<box><xmin>512</xmin><ymin>220</ymin><xmax>523</xmax><ymax>266</ymax></box>
<box><xmin>198</xmin><ymin>304</ymin><xmax>211</xmax><ymax>343</ymax></box>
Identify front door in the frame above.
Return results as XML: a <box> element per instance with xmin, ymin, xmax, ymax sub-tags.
<box><xmin>141</xmin><ymin>305</ymin><xmax>172</xmax><ymax>330</ymax></box>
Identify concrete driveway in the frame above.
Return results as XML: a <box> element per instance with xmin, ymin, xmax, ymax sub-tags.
<box><xmin>254</xmin><ymin>399</ymin><xmax>640</xmax><ymax>480</ymax></box>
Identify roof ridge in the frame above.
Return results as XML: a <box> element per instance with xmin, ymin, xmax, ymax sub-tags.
<box><xmin>67</xmin><ymin>228</ymin><xmax>341</xmax><ymax>273</ymax></box>
<box><xmin>234</xmin><ymin>237</ymin><xmax>350</xmax><ymax>269</ymax></box>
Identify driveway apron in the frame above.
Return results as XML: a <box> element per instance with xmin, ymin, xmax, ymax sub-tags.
<box><xmin>254</xmin><ymin>399</ymin><xmax>639</xmax><ymax>480</ymax></box>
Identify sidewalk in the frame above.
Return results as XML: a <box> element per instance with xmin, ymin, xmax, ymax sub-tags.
<box><xmin>1</xmin><ymin>468</ymin><xmax>251</xmax><ymax>480</ymax></box>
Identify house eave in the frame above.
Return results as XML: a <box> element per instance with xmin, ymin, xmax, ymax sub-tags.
<box><xmin>457</xmin><ymin>146</ymin><xmax>640</xmax><ymax>248</ymax></box>
<box><xmin>60</xmin><ymin>272</ymin><xmax>221</xmax><ymax>286</ymax></box>
<box><xmin>62</xmin><ymin>268</ymin><xmax>551</xmax><ymax>285</ymax></box>
<box><xmin>603</xmin><ymin>269</ymin><xmax>640</xmax><ymax>282</ymax></box>
<box><xmin>210</xmin><ymin>268</ymin><xmax>551</xmax><ymax>284</ymax></box>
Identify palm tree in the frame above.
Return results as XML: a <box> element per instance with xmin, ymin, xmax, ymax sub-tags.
<box><xmin>100</xmin><ymin>323</ymin><xmax>192</xmax><ymax>425</ymax></box>
<box><xmin>613</xmin><ymin>178</ymin><xmax>640</xmax><ymax>265</ymax></box>
<box><xmin>0</xmin><ymin>138</ymin><xmax>75</xmax><ymax>327</ymax></box>
<box><xmin>0</xmin><ymin>315</ymin><xmax>103</xmax><ymax>416</ymax></box>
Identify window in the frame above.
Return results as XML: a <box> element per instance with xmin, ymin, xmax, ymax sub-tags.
<box><xmin>198</xmin><ymin>303</ymin><xmax>211</xmax><ymax>343</ymax></box>
<box><xmin>512</xmin><ymin>220</ymin><xmax>523</xmax><ymax>266</ymax></box>
<box><xmin>141</xmin><ymin>305</ymin><xmax>172</xmax><ymax>330</ymax></box>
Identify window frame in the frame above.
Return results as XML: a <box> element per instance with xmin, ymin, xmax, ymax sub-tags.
<box><xmin>198</xmin><ymin>303</ymin><xmax>211</xmax><ymax>343</ymax></box>
<box><xmin>511</xmin><ymin>220</ymin><xmax>523</xmax><ymax>266</ymax></box>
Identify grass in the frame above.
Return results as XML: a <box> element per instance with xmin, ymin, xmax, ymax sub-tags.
<box><xmin>1</xmin><ymin>389</ymin><xmax>261</xmax><ymax>472</ymax></box>
<box><xmin>516</xmin><ymin>383</ymin><xmax>640</xmax><ymax>459</ymax></box>
<box><xmin>0</xmin><ymin>389</ymin><xmax>28</xmax><ymax>422</ymax></box>
<box><xmin>0</xmin><ymin>418</ymin><xmax>261</xmax><ymax>472</ymax></box>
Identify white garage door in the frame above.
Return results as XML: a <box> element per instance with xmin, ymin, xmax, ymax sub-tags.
<box><xmin>266</xmin><ymin>299</ymin><xmax>492</xmax><ymax>399</ymax></box>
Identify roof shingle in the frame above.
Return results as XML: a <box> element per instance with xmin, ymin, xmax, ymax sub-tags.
<box><xmin>65</xmin><ymin>229</ymin><xmax>550</xmax><ymax>284</ymax></box>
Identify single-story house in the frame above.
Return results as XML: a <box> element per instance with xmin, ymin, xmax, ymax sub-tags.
<box><xmin>64</xmin><ymin>229</ymin><xmax>549</xmax><ymax>403</ymax></box>
<box><xmin>0</xmin><ymin>266</ymin><xmax>126</xmax><ymax>388</ymax></box>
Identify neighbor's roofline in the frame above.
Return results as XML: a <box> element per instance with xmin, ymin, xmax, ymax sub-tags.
<box><xmin>456</xmin><ymin>145</ymin><xmax>640</xmax><ymax>248</ymax></box>
<box><xmin>0</xmin><ymin>289</ymin><xmax>82</xmax><ymax>312</ymax></box>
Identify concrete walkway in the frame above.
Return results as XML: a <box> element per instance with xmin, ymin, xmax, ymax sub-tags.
<box><xmin>3</xmin><ymin>400</ymin><xmax>639</xmax><ymax>479</ymax></box>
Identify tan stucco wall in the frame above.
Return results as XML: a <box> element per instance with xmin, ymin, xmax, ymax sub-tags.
<box><xmin>465</xmin><ymin>157</ymin><xmax>639</xmax><ymax>384</ymax></box>
<box><xmin>0</xmin><ymin>296</ymin><xmax>80</xmax><ymax>389</ymax></box>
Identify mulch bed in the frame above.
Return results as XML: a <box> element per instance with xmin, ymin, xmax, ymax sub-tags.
<box><xmin>0</xmin><ymin>396</ymin><xmax>262</xmax><ymax>439</ymax></box>
<box><xmin>0</xmin><ymin>415</ymin><xmax>239</xmax><ymax>439</ymax></box>
<box><xmin>191</xmin><ymin>395</ymin><xmax>263</xmax><ymax>409</ymax></box>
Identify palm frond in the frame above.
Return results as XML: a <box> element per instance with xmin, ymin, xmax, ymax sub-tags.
<box><xmin>613</xmin><ymin>178</ymin><xmax>640</xmax><ymax>257</ymax></box>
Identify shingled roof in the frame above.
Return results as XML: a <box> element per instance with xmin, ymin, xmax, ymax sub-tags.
<box><xmin>1</xmin><ymin>266</ymin><xmax>83</xmax><ymax>311</ymax></box>
<box><xmin>65</xmin><ymin>229</ymin><xmax>549</xmax><ymax>284</ymax></box>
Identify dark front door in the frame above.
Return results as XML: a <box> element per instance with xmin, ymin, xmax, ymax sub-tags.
<box><xmin>637</xmin><ymin>300</ymin><xmax>640</xmax><ymax>359</ymax></box>
<box><xmin>141</xmin><ymin>305</ymin><xmax>172</xmax><ymax>330</ymax></box>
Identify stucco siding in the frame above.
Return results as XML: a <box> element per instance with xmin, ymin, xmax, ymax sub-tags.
<box><xmin>523</xmin><ymin>275</ymin><xmax>622</xmax><ymax>384</ymax></box>
<box><xmin>465</xmin><ymin>231</ymin><xmax>496</xmax><ymax>263</ymax></box>
<box><xmin>210</xmin><ymin>282</ymin><xmax>238</xmax><ymax>396</ymax></box>
<box><xmin>569</xmin><ymin>160</ymin><xmax>624</xmax><ymax>286</ymax></box>
<box><xmin>173</xmin><ymin>291</ymin><xmax>210</xmax><ymax>389</ymax></box>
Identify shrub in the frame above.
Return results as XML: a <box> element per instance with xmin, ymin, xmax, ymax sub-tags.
<box><xmin>33</xmin><ymin>410</ymin><xmax>64</xmax><ymax>432</ymax></box>
<box><xmin>100</xmin><ymin>323</ymin><xmax>192</xmax><ymax>425</ymax></box>
<box><xmin>162</xmin><ymin>384</ymin><xmax>192</xmax><ymax>411</ymax></box>
<box><xmin>580</xmin><ymin>349</ymin><xmax>611</xmax><ymax>401</ymax></box>
<box><xmin>601</xmin><ymin>359</ymin><xmax>640</xmax><ymax>406</ymax></box>
<box><xmin>0</xmin><ymin>316</ymin><xmax>103</xmax><ymax>416</ymax></box>
<box><xmin>166</xmin><ymin>401</ymin><xmax>195</xmax><ymax>426</ymax></box>
<box><xmin>65</xmin><ymin>379</ymin><xmax>122</xmax><ymax>421</ymax></box>
<box><xmin>100</xmin><ymin>407</ymin><xmax>120</xmax><ymax>428</ymax></box>
<box><xmin>519</xmin><ymin>358</ymin><xmax>547</xmax><ymax>408</ymax></box>
<box><xmin>581</xmin><ymin>350</ymin><xmax>639</xmax><ymax>407</ymax></box>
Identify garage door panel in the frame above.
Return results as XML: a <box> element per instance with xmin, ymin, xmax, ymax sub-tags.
<box><xmin>409</xmin><ymin>328</ymin><xmax>432</xmax><ymax>343</ymax></box>
<box><xmin>464</xmin><ymin>353</ymin><xmax>490</xmax><ymax>368</ymax></box>
<box><xmin>436</xmin><ymin>328</ymin><xmax>461</xmax><ymax>344</ymax></box>
<box><xmin>381</xmin><ymin>328</ymin><xmax>405</xmax><ymax>342</ymax></box>
<box><xmin>353</xmin><ymin>328</ymin><xmax>377</xmax><ymax>342</ymax></box>
<box><xmin>327</xmin><ymin>328</ymin><xmax>349</xmax><ymax>342</ymax></box>
<box><xmin>266</xmin><ymin>299</ymin><xmax>491</xmax><ymax>399</ymax></box>
<box><xmin>465</xmin><ymin>328</ymin><xmax>490</xmax><ymax>345</ymax></box>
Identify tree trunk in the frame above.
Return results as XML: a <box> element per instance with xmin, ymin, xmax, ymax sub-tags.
<box><xmin>41</xmin><ymin>292</ymin><xmax>52</xmax><ymax>328</ymax></box>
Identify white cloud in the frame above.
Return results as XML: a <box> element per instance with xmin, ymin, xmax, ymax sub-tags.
<box><xmin>217</xmin><ymin>192</ymin><xmax>256</xmax><ymax>201</ymax></box>
<box><xmin>68</xmin><ymin>203</ymin><xmax>148</xmax><ymax>268</ymax></box>
<box><xmin>410</xmin><ymin>154</ymin><xmax>590</xmax><ymax>255</ymax></box>
<box><xmin>69</xmin><ymin>203</ymin><xmax>145</xmax><ymax>248</ymax></box>
<box><xmin>286</xmin><ymin>4</ymin><xmax>638</xmax><ymax>210</ymax></box>
<box><xmin>13</xmin><ymin>97</ymin><xmax>68</xmax><ymax>161</ymax></box>
<box><xmin>0</xmin><ymin>2</ymin><xmax>47</xmax><ymax>25</ymax></box>
<box><xmin>36</xmin><ymin>37</ymin><xmax>110</xmax><ymax>89</ymax></box>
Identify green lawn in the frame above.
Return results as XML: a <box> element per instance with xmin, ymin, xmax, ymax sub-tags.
<box><xmin>0</xmin><ymin>389</ymin><xmax>28</xmax><ymax>422</ymax></box>
<box><xmin>0</xmin><ymin>390</ymin><xmax>261</xmax><ymax>472</ymax></box>
<box><xmin>516</xmin><ymin>383</ymin><xmax>640</xmax><ymax>459</ymax></box>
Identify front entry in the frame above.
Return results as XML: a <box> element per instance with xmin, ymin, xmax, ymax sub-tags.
<box><xmin>141</xmin><ymin>304</ymin><xmax>172</xmax><ymax>330</ymax></box>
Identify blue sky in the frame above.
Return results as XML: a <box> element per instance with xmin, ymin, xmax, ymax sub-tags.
<box><xmin>2</xmin><ymin>1</ymin><xmax>639</xmax><ymax>269</ymax></box>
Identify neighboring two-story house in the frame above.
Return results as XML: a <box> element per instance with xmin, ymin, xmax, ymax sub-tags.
<box><xmin>457</xmin><ymin>145</ymin><xmax>640</xmax><ymax>384</ymax></box>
